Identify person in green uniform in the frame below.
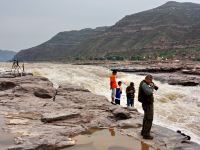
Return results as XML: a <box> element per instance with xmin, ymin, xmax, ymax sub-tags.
<box><xmin>138</xmin><ymin>74</ymin><xmax>158</xmax><ymax>139</ymax></box>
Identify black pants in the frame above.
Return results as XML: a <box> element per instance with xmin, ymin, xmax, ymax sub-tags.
<box><xmin>115</xmin><ymin>99</ymin><xmax>120</xmax><ymax>105</ymax></box>
<box><xmin>127</xmin><ymin>98</ymin><xmax>134</xmax><ymax>107</ymax></box>
<box><xmin>141</xmin><ymin>103</ymin><xmax>154</xmax><ymax>136</ymax></box>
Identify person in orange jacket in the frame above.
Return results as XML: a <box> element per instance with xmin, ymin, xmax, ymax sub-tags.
<box><xmin>110</xmin><ymin>70</ymin><xmax>117</xmax><ymax>104</ymax></box>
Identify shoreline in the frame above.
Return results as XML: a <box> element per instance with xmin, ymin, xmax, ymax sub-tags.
<box><xmin>98</xmin><ymin>61</ymin><xmax>200</xmax><ymax>144</ymax></box>
<box><xmin>104</xmin><ymin>60</ymin><xmax>200</xmax><ymax>87</ymax></box>
<box><xmin>0</xmin><ymin>70</ymin><xmax>200</xmax><ymax>149</ymax></box>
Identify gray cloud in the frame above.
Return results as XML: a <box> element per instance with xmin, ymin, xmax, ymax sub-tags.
<box><xmin>0</xmin><ymin>0</ymin><xmax>199</xmax><ymax>51</ymax></box>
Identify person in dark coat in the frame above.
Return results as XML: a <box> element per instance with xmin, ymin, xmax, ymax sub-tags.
<box><xmin>126</xmin><ymin>82</ymin><xmax>135</xmax><ymax>107</ymax></box>
<box><xmin>138</xmin><ymin>75</ymin><xmax>158</xmax><ymax>139</ymax></box>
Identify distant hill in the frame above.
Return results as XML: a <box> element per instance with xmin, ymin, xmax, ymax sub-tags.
<box><xmin>0</xmin><ymin>50</ymin><xmax>16</xmax><ymax>61</ymax></box>
<box><xmin>15</xmin><ymin>27</ymin><xmax>108</xmax><ymax>61</ymax></box>
<box><xmin>16</xmin><ymin>1</ymin><xmax>200</xmax><ymax>61</ymax></box>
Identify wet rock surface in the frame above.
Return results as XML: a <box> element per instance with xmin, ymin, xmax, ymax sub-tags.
<box><xmin>0</xmin><ymin>74</ymin><xmax>199</xmax><ymax>150</ymax></box>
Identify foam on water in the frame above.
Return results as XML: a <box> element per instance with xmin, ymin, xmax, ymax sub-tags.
<box><xmin>1</xmin><ymin>62</ymin><xmax>200</xmax><ymax>143</ymax></box>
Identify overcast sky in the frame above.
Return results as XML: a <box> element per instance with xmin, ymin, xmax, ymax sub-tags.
<box><xmin>0</xmin><ymin>0</ymin><xmax>200</xmax><ymax>51</ymax></box>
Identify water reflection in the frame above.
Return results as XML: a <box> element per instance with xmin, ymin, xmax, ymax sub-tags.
<box><xmin>109</xmin><ymin>128</ymin><xmax>115</xmax><ymax>137</ymax></box>
<box><xmin>141</xmin><ymin>141</ymin><xmax>149</xmax><ymax>150</ymax></box>
<box><xmin>108</xmin><ymin>146</ymin><xmax>130</xmax><ymax>150</ymax></box>
<box><xmin>64</xmin><ymin>128</ymin><xmax>152</xmax><ymax>150</ymax></box>
<box><xmin>80</xmin><ymin>128</ymin><xmax>101</xmax><ymax>135</ymax></box>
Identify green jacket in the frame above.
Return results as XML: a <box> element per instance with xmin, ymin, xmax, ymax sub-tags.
<box><xmin>138</xmin><ymin>80</ymin><xmax>154</xmax><ymax>104</ymax></box>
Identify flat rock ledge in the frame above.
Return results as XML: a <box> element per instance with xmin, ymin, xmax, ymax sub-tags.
<box><xmin>0</xmin><ymin>74</ymin><xmax>199</xmax><ymax>150</ymax></box>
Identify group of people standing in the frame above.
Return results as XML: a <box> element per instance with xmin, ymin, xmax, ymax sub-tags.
<box><xmin>110</xmin><ymin>70</ymin><xmax>159</xmax><ymax>140</ymax></box>
<box><xmin>110</xmin><ymin>70</ymin><xmax>135</xmax><ymax>107</ymax></box>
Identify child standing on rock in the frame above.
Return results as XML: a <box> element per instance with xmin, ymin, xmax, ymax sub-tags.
<box><xmin>115</xmin><ymin>81</ymin><xmax>122</xmax><ymax>105</ymax></box>
<box><xmin>126</xmin><ymin>82</ymin><xmax>135</xmax><ymax>108</ymax></box>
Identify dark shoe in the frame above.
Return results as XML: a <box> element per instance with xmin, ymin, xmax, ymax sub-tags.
<box><xmin>111</xmin><ymin>102</ymin><xmax>116</xmax><ymax>105</ymax></box>
<box><xmin>143</xmin><ymin>135</ymin><xmax>153</xmax><ymax>140</ymax></box>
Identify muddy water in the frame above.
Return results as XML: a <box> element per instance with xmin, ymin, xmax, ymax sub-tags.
<box><xmin>0</xmin><ymin>115</ymin><xmax>14</xmax><ymax>149</ymax></box>
<box><xmin>64</xmin><ymin>128</ymin><xmax>153</xmax><ymax>150</ymax></box>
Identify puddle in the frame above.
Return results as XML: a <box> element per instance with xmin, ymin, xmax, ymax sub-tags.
<box><xmin>0</xmin><ymin>115</ymin><xmax>14</xmax><ymax>149</ymax></box>
<box><xmin>64</xmin><ymin>128</ymin><xmax>153</xmax><ymax>150</ymax></box>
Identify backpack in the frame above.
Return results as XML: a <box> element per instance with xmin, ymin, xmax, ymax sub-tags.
<box><xmin>138</xmin><ymin>80</ymin><xmax>145</xmax><ymax>103</ymax></box>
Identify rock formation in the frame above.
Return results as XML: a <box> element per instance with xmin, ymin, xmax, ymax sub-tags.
<box><xmin>0</xmin><ymin>73</ymin><xmax>199</xmax><ymax>149</ymax></box>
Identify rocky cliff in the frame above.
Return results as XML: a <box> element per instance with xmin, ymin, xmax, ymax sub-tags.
<box><xmin>16</xmin><ymin>1</ymin><xmax>200</xmax><ymax>61</ymax></box>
